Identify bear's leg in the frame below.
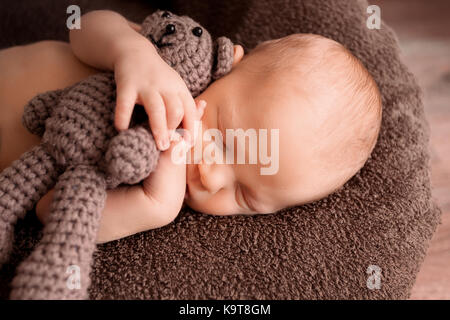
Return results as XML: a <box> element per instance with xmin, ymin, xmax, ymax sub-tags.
<box><xmin>0</xmin><ymin>145</ymin><xmax>58</xmax><ymax>266</ymax></box>
<box><xmin>10</xmin><ymin>165</ymin><xmax>106</xmax><ymax>300</ymax></box>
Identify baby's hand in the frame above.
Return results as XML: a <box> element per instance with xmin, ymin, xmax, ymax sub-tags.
<box><xmin>113</xmin><ymin>45</ymin><xmax>198</xmax><ymax>151</ymax></box>
<box><xmin>36</xmin><ymin>101</ymin><xmax>206</xmax><ymax>243</ymax></box>
<box><xmin>35</xmin><ymin>136</ymin><xmax>188</xmax><ymax>243</ymax></box>
<box><xmin>139</xmin><ymin>100</ymin><xmax>205</xmax><ymax>207</ymax></box>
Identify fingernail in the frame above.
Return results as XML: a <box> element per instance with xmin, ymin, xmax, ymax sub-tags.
<box><xmin>168</xmin><ymin>129</ymin><xmax>177</xmax><ymax>141</ymax></box>
<box><xmin>160</xmin><ymin>137</ymin><xmax>170</xmax><ymax>150</ymax></box>
<box><xmin>183</xmin><ymin>131</ymin><xmax>193</xmax><ymax>147</ymax></box>
<box><xmin>198</xmin><ymin>100</ymin><xmax>207</xmax><ymax>109</ymax></box>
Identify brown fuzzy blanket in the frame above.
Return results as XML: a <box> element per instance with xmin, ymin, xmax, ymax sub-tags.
<box><xmin>0</xmin><ymin>0</ymin><xmax>441</xmax><ymax>299</ymax></box>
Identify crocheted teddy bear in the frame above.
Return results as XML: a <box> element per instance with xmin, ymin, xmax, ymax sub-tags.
<box><xmin>0</xmin><ymin>10</ymin><xmax>234</xmax><ymax>299</ymax></box>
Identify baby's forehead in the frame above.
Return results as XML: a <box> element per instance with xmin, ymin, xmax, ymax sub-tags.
<box><xmin>238</xmin><ymin>80</ymin><xmax>310</xmax><ymax>127</ymax></box>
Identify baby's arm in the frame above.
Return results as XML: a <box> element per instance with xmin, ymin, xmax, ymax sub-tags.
<box><xmin>100</xmin><ymin>136</ymin><xmax>189</xmax><ymax>243</ymax></box>
<box><xmin>70</xmin><ymin>10</ymin><xmax>198</xmax><ymax>150</ymax></box>
<box><xmin>69</xmin><ymin>10</ymin><xmax>146</xmax><ymax>71</ymax></box>
<box><xmin>37</xmin><ymin>137</ymin><xmax>188</xmax><ymax>243</ymax></box>
<box><xmin>36</xmin><ymin>99</ymin><xmax>204</xmax><ymax>243</ymax></box>
<box><xmin>0</xmin><ymin>41</ymin><xmax>98</xmax><ymax>171</ymax></box>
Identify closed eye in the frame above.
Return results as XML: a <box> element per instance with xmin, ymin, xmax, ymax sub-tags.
<box><xmin>217</xmin><ymin>106</ymin><xmax>233</xmax><ymax>158</ymax></box>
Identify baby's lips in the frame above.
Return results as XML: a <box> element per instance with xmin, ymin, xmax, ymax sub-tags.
<box><xmin>184</xmin><ymin>184</ymin><xmax>189</xmax><ymax>199</ymax></box>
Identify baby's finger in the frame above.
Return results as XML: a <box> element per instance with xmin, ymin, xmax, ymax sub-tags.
<box><xmin>164</xmin><ymin>94</ymin><xmax>184</xmax><ymax>131</ymax></box>
<box><xmin>196</xmin><ymin>99</ymin><xmax>207</xmax><ymax>118</ymax></box>
<box><xmin>141</xmin><ymin>91</ymin><xmax>170</xmax><ymax>151</ymax></box>
<box><xmin>115</xmin><ymin>84</ymin><xmax>137</xmax><ymax>131</ymax></box>
<box><xmin>180</xmin><ymin>92</ymin><xmax>197</xmax><ymax>145</ymax></box>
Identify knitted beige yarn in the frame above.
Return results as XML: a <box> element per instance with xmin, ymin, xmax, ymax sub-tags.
<box><xmin>0</xmin><ymin>10</ymin><xmax>234</xmax><ymax>299</ymax></box>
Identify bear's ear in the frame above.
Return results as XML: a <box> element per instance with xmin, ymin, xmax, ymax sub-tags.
<box><xmin>212</xmin><ymin>37</ymin><xmax>234</xmax><ymax>80</ymax></box>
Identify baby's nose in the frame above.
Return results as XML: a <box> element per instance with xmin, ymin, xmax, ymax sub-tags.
<box><xmin>198</xmin><ymin>163</ymin><xmax>232</xmax><ymax>195</ymax></box>
<box><xmin>165</xmin><ymin>24</ymin><xmax>176</xmax><ymax>35</ymax></box>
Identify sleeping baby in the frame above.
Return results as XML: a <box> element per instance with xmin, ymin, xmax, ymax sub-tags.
<box><xmin>0</xmin><ymin>10</ymin><xmax>381</xmax><ymax>243</ymax></box>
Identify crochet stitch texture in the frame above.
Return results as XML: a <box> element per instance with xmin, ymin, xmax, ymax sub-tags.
<box><xmin>0</xmin><ymin>10</ymin><xmax>234</xmax><ymax>299</ymax></box>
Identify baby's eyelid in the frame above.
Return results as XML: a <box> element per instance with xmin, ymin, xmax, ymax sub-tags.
<box><xmin>215</xmin><ymin>109</ymin><xmax>228</xmax><ymax>152</ymax></box>
<box><xmin>216</xmin><ymin>109</ymin><xmax>224</xmax><ymax>137</ymax></box>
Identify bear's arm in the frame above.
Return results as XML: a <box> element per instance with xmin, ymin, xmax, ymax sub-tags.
<box><xmin>105</xmin><ymin>125</ymin><xmax>160</xmax><ymax>187</ymax></box>
<box><xmin>22</xmin><ymin>89</ymin><xmax>64</xmax><ymax>136</ymax></box>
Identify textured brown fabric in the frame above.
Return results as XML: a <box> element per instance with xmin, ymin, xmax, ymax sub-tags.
<box><xmin>0</xmin><ymin>146</ymin><xmax>59</xmax><ymax>266</ymax></box>
<box><xmin>0</xmin><ymin>0</ymin><xmax>441</xmax><ymax>300</ymax></box>
<box><xmin>0</xmin><ymin>11</ymin><xmax>234</xmax><ymax>299</ymax></box>
<box><xmin>10</xmin><ymin>165</ymin><xmax>106</xmax><ymax>299</ymax></box>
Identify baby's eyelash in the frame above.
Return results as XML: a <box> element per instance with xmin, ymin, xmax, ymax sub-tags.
<box><xmin>216</xmin><ymin>115</ymin><xmax>225</xmax><ymax>145</ymax></box>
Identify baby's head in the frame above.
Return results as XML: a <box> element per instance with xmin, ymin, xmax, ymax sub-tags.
<box><xmin>185</xmin><ymin>34</ymin><xmax>382</xmax><ymax>215</ymax></box>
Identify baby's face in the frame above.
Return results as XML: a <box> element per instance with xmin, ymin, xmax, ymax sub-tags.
<box><xmin>183</xmin><ymin>34</ymin><xmax>381</xmax><ymax>216</ymax></box>
<box><xmin>184</xmin><ymin>63</ymin><xmax>337</xmax><ymax>215</ymax></box>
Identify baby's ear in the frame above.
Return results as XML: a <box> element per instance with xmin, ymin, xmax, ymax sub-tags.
<box><xmin>212</xmin><ymin>37</ymin><xmax>234</xmax><ymax>80</ymax></box>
